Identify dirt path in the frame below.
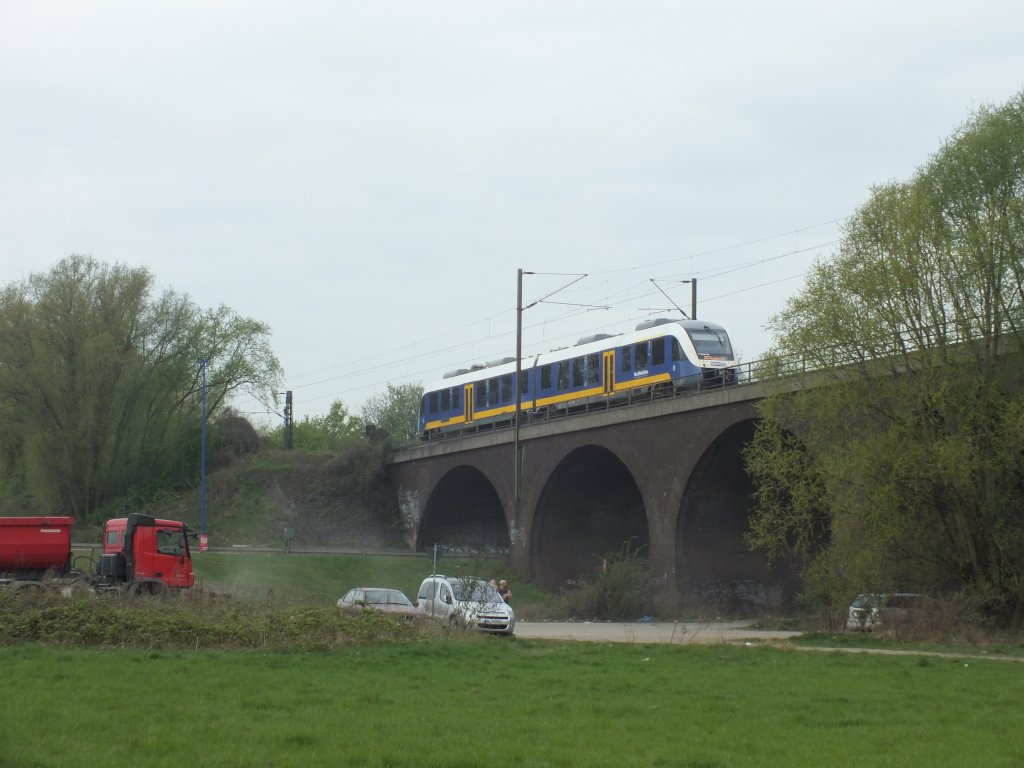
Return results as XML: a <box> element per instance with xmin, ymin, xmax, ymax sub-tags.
<box><xmin>514</xmin><ymin>621</ymin><xmax>1024</xmax><ymax>662</ymax></box>
<box><xmin>514</xmin><ymin>620</ymin><xmax>802</xmax><ymax>644</ymax></box>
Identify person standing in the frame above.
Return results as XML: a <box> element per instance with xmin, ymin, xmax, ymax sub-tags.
<box><xmin>497</xmin><ymin>579</ymin><xmax>512</xmax><ymax>603</ymax></box>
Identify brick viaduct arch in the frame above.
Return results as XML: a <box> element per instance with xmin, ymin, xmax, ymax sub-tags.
<box><xmin>388</xmin><ymin>382</ymin><xmax>795</xmax><ymax>610</ymax></box>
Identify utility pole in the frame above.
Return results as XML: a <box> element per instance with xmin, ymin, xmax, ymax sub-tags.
<box><xmin>681</xmin><ymin>278</ymin><xmax>697</xmax><ymax>320</ymax></box>
<box><xmin>512</xmin><ymin>269</ymin><xmax>590</xmax><ymax>541</ymax></box>
<box><xmin>514</xmin><ymin>269</ymin><xmax>528</xmax><ymax>528</ymax></box>
<box><xmin>199</xmin><ymin>357</ymin><xmax>208</xmax><ymax>540</ymax></box>
<box><xmin>283</xmin><ymin>390</ymin><xmax>294</xmax><ymax>450</ymax></box>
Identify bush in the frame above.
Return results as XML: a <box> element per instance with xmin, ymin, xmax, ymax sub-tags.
<box><xmin>0</xmin><ymin>590</ymin><xmax>439</xmax><ymax>650</ymax></box>
<box><xmin>561</xmin><ymin>542</ymin><xmax>654</xmax><ymax>621</ymax></box>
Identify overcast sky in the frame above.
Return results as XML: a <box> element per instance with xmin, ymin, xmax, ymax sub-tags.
<box><xmin>2</xmin><ymin>1</ymin><xmax>1022</xmax><ymax>425</ymax></box>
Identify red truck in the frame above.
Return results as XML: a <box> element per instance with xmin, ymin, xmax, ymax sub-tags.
<box><xmin>0</xmin><ymin>513</ymin><xmax>195</xmax><ymax>595</ymax></box>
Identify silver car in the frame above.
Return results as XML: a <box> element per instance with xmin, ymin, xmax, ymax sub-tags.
<box><xmin>337</xmin><ymin>587</ymin><xmax>418</xmax><ymax>619</ymax></box>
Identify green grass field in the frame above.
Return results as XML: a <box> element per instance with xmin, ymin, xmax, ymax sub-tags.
<box><xmin>3</xmin><ymin>641</ymin><xmax>1023</xmax><ymax>767</ymax></box>
<box><xmin>6</xmin><ymin>551</ymin><xmax>1023</xmax><ymax>766</ymax></box>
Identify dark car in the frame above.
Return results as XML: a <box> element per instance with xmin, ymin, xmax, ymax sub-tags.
<box><xmin>337</xmin><ymin>587</ymin><xmax>418</xmax><ymax>619</ymax></box>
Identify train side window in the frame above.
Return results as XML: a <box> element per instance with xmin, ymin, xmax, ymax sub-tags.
<box><xmin>585</xmin><ymin>354</ymin><xmax>600</xmax><ymax>385</ymax></box>
<box><xmin>429</xmin><ymin>392</ymin><xmax>440</xmax><ymax>414</ymax></box>
<box><xmin>620</xmin><ymin>347</ymin><xmax>631</xmax><ymax>374</ymax></box>
<box><xmin>441</xmin><ymin>389</ymin><xmax>450</xmax><ymax>411</ymax></box>
<box><xmin>476</xmin><ymin>383</ymin><xmax>487</xmax><ymax>409</ymax></box>
<box><xmin>500</xmin><ymin>374</ymin><xmax>513</xmax><ymax>403</ymax></box>
<box><xmin>519</xmin><ymin>371</ymin><xmax>529</xmax><ymax>399</ymax></box>
<box><xmin>557</xmin><ymin>362</ymin><xmax>569</xmax><ymax>391</ymax></box>
<box><xmin>670</xmin><ymin>338</ymin><xmax>683</xmax><ymax>362</ymax></box>
<box><xmin>541</xmin><ymin>365</ymin><xmax>553</xmax><ymax>390</ymax></box>
<box><xmin>452</xmin><ymin>388</ymin><xmax>460</xmax><ymax>410</ymax></box>
<box><xmin>652</xmin><ymin>337</ymin><xmax>665</xmax><ymax>366</ymax></box>
<box><xmin>571</xmin><ymin>357</ymin><xmax>584</xmax><ymax>388</ymax></box>
<box><xmin>488</xmin><ymin>378</ymin><xmax>499</xmax><ymax>407</ymax></box>
<box><xmin>634</xmin><ymin>342</ymin><xmax>649</xmax><ymax>370</ymax></box>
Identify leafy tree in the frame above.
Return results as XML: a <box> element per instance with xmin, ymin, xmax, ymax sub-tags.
<box><xmin>745</xmin><ymin>92</ymin><xmax>1024</xmax><ymax>624</ymax></box>
<box><xmin>361</xmin><ymin>382</ymin><xmax>424</xmax><ymax>445</ymax></box>
<box><xmin>0</xmin><ymin>255</ymin><xmax>282</xmax><ymax>521</ymax></box>
<box><xmin>264</xmin><ymin>400</ymin><xmax>366</xmax><ymax>452</ymax></box>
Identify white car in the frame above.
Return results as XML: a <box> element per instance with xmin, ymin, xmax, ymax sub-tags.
<box><xmin>846</xmin><ymin>593</ymin><xmax>922</xmax><ymax>631</ymax></box>
<box><xmin>415</xmin><ymin>575</ymin><xmax>515</xmax><ymax>635</ymax></box>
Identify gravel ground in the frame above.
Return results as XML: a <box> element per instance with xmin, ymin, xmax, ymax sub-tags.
<box><xmin>514</xmin><ymin>620</ymin><xmax>802</xmax><ymax>644</ymax></box>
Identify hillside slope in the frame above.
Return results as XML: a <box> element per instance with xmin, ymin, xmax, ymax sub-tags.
<box><xmin>148</xmin><ymin>448</ymin><xmax>408</xmax><ymax>550</ymax></box>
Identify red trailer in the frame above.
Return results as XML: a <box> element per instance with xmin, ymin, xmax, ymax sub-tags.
<box><xmin>0</xmin><ymin>517</ymin><xmax>75</xmax><ymax>582</ymax></box>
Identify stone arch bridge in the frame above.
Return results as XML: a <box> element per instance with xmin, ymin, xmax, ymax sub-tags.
<box><xmin>387</xmin><ymin>379</ymin><xmax>796</xmax><ymax>611</ymax></box>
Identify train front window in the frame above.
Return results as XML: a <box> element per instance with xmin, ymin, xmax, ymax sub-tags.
<box><xmin>686</xmin><ymin>327</ymin><xmax>734</xmax><ymax>359</ymax></box>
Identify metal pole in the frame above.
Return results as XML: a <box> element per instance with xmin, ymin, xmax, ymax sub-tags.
<box><xmin>200</xmin><ymin>357</ymin><xmax>208</xmax><ymax>537</ymax></box>
<box><xmin>514</xmin><ymin>269</ymin><xmax>523</xmax><ymax>517</ymax></box>
<box><xmin>690</xmin><ymin>278</ymin><xmax>697</xmax><ymax>320</ymax></box>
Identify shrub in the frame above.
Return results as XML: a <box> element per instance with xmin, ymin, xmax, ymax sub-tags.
<box><xmin>0</xmin><ymin>590</ymin><xmax>437</xmax><ymax>650</ymax></box>
<box><xmin>561</xmin><ymin>541</ymin><xmax>654</xmax><ymax>621</ymax></box>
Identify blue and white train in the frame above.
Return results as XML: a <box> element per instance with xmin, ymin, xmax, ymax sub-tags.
<box><xmin>418</xmin><ymin>317</ymin><xmax>737</xmax><ymax>439</ymax></box>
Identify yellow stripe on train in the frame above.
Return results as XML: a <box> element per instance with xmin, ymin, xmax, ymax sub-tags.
<box><xmin>424</xmin><ymin>372</ymin><xmax>671</xmax><ymax>429</ymax></box>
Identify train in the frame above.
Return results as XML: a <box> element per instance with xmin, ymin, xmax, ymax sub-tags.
<box><xmin>418</xmin><ymin>317</ymin><xmax>737</xmax><ymax>438</ymax></box>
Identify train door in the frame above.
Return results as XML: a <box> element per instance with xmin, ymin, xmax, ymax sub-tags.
<box><xmin>464</xmin><ymin>383</ymin><xmax>474</xmax><ymax>423</ymax></box>
<box><xmin>602</xmin><ymin>350</ymin><xmax>616</xmax><ymax>396</ymax></box>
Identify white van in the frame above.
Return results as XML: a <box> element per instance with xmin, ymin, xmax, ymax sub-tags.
<box><xmin>846</xmin><ymin>593</ymin><xmax>923</xmax><ymax>631</ymax></box>
<box><xmin>416</xmin><ymin>575</ymin><xmax>515</xmax><ymax>635</ymax></box>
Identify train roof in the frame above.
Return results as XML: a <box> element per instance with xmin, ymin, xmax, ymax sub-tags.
<box><xmin>426</xmin><ymin>317</ymin><xmax>730</xmax><ymax>391</ymax></box>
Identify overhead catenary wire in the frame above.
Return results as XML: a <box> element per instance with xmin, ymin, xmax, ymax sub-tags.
<box><xmin>236</xmin><ymin>221</ymin><xmax>843</xmax><ymax>417</ymax></box>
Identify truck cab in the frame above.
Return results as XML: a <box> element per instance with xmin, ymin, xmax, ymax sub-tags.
<box><xmin>98</xmin><ymin>513</ymin><xmax>194</xmax><ymax>594</ymax></box>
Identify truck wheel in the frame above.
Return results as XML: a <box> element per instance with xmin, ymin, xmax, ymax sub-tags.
<box><xmin>14</xmin><ymin>581</ymin><xmax>44</xmax><ymax>596</ymax></box>
<box><xmin>128</xmin><ymin>581</ymin><xmax>168</xmax><ymax>598</ymax></box>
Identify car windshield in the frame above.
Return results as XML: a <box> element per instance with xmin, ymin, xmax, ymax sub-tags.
<box><xmin>851</xmin><ymin>594</ymin><xmax>882</xmax><ymax>609</ymax></box>
<box><xmin>365</xmin><ymin>590</ymin><xmax>411</xmax><ymax>606</ymax></box>
<box><xmin>449</xmin><ymin>579</ymin><xmax>503</xmax><ymax>603</ymax></box>
<box><xmin>685</xmin><ymin>326</ymin><xmax>733</xmax><ymax>358</ymax></box>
